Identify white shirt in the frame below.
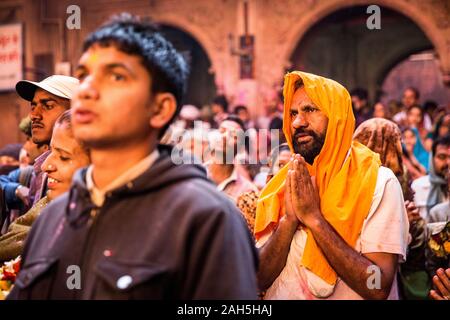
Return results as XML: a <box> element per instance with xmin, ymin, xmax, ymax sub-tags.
<box><xmin>412</xmin><ymin>175</ymin><xmax>432</xmax><ymax>221</ymax></box>
<box><xmin>86</xmin><ymin>149</ymin><xmax>160</xmax><ymax>207</ymax></box>
<box><xmin>411</xmin><ymin>175</ymin><xmax>449</xmax><ymax>222</ymax></box>
<box><xmin>257</xmin><ymin>166</ymin><xmax>409</xmax><ymax>300</ymax></box>
<box><xmin>216</xmin><ymin>167</ymin><xmax>238</xmax><ymax>192</ymax></box>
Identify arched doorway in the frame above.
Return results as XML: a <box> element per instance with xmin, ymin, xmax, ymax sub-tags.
<box><xmin>382</xmin><ymin>49</ymin><xmax>450</xmax><ymax>107</ymax></box>
<box><xmin>288</xmin><ymin>5</ymin><xmax>434</xmax><ymax>103</ymax></box>
<box><xmin>159</xmin><ymin>25</ymin><xmax>216</xmax><ymax>107</ymax></box>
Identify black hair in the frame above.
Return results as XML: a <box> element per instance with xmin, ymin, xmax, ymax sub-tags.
<box><xmin>268</xmin><ymin>143</ymin><xmax>291</xmax><ymax>174</ymax></box>
<box><xmin>223</xmin><ymin>115</ymin><xmax>246</xmax><ymax>131</ymax></box>
<box><xmin>278</xmin><ymin>143</ymin><xmax>291</xmax><ymax>153</ymax></box>
<box><xmin>56</xmin><ymin>110</ymin><xmax>90</xmax><ymax>156</ymax></box>
<box><xmin>401</xmin><ymin>126</ymin><xmax>415</xmax><ymax>137</ymax></box>
<box><xmin>432</xmin><ymin>134</ymin><xmax>450</xmax><ymax>156</ymax></box>
<box><xmin>212</xmin><ymin>95</ymin><xmax>229</xmax><ymax>113</ymax></box>
<box><xmin>406</xmin><ymin>104</ymin><xmax>424</xmax><ymax>121</ymax></box>
<box><xmin>405</xmin><ymin>87</ymin><xmax>420</xmax><ymax>100</ymax></box>
<box><xmin>234</xmin><ymin>105</ymin><xmax>248</xmax><ymax>114</ymax></box>
<box><xmin>432</xmin><ymin>114</ymin><xmax>450</xmax><ymax>140</ymax></box>
<box><xmin>423</xmin><ymin>100</ymin><xmax>437</xmax><ymax>112</ymax></box>
<box><xmin>294</xmin><ymin>79</ymin><xmax>304</xmax><ymax>91</ymax></box>
<box><xmin>350</xmin><ymin>88</ymin><xmax>368</xmax><ymax>101</ymax></box>
<box><xmin>82</xmin><ymin>13</ymin><xmax>189</xmax><ymax>136</ymax></box>
<box><xmin>56</xmin><ymin>109</ymin><xmax>72</xmax><ymax>128</ymax></box>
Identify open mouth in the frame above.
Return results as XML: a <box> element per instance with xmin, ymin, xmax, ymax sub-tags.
<box><xmin>47</xmin><ymin>177</ymin><xmax>60</xmax><ymax>188</ymax></box>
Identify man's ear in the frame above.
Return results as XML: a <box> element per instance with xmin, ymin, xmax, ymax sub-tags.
<box><xmin>40</xmin><ymin>144</ymin><xmax>50</xmax><ymax>152</ymax></box>
<box><xmin>149</xmin><ymin>93</ymin><xmax>177</xmax><ymax>130</ymax></box>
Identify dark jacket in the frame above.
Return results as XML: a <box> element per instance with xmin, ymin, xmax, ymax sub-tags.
<box><xmin>8</xmin><ymin>145</ymin><xmax>258</xmax><ymax>300</ymax></box>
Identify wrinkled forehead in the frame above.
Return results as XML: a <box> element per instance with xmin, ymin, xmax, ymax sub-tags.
<box><xmin>435</xmin><ymin>144</ymin><xmax>450</xmax><ymax>155</ymax></box>
<box><xmin>32</xmin><ymin>88</ymin><xmax>67</xmax><ymax>104</ymax></box>
<box><xmin>291</xmin><ymin>86</ymin><xmax>319</xmax><ymax>109</ymax></box>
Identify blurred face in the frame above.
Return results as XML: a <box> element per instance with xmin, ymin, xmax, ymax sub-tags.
<box><xmin>266</xmin><ymin>149</ymin><xmax>292</xmax><ymax>183</ymax></box>
<box><xmin>271</xmin><ymin>149</ymin><xmax>292</xmax><ymax>174</ymax></box>
<box><xmin>30</xmin><ymin>89</ymin><xmax>70</xmax><ymax>145</ymax></box>
<box><xmin>290</xmin><ymin>87</ymin><xmax>328</xmax><ymax>164</ymax></box>
<box><xmin>0</xmin><ymin>156</ymin><xmax>18</xmax><ymax>166</ymax></box>
<box><xmin>402</xmin><ymin>89</ymin><xmax>417</xmax><ymax>108</ymax></box>
<box><xmin>211</xmin><ymin>103</ymin><xmax>224</xmax><ymax>115</ymax></box>
<box><xmin>402</xmin><ymin>129</ymin><xmax>417</xmax><ymax>152</ymax></box>
<box><xmin>351</xmin><ymin>96</ymin><xmax>363</xmax><ymax>111</ymax></box>
<box><xmin>72</xmin><ymin>45</ymin><xmax>159</xmax><ymax>149</ymax></box>
<box><xmin>439</xmin><ymin>115</ymin><xmax>450</xmax><ymax>137</ymax></box>
<box><xmin>433</xmin><ymin>144</ymin><xmax>449</xmax><ymax>179</ymax></box>
<box><xmin>407</xmin><ymin>106</ymin><xmax>422</xmax><ymax>128</ymax></box>
<box><xmin>19</xmin><ymin>148</ymin><xmax>29</xmax><ymax>167</ymax></box>
<box><xmin>237</xmin><ymin>109</ymin><xmax>249</xmax><ymax>123</ymax></box>
<box><xmin>23</xmin><ymin>137</ymin><xmax>48</xmax><ymax>164</ymax></box>
<box><xmin>41</xmin><ymin>123</ymin><xmax>90</xmax><ymax>201</ymax></box>
<box><xmin>214</xmin><ymin>120</ymin><xmax>243</xmax><ymax>163</ymax></box>
<box><xmin>278</xmin><ymin>150</ymin><xmax>292</xmax><ymax>168</ymax></box>
<box><xmin>186</xmin><ymin>137</ymin><xmax>209</xmax><ymax>163</ymax></box>
<box><xmin>373</xmin><ymin>103</ymin><xmax>386</xmax><ymax>118</ymax></box>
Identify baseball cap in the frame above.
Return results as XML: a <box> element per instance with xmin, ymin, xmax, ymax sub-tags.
<box><xmin>15</xmin><ymin>75</ymin><xmax>79</xmax><ymax>102</ymax></box>
<box><xmin>0</xmin><ymin>143</ymin><xmax>22</xmax><ymax>161</ymax></box>
<box><xmin>180</xmin><ymin>104</ymin><xmax>200</xmax><ymax>121</ymax></box>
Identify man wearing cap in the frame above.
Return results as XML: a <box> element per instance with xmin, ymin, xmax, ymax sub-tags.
<box><xmin>255</xmin><ymin>71</ymin><xmax>408</xmax><ymax>300</ymax></box>
<box><xmin>0</xmin><ymin>75</ymin><xmax>78</xmax><ymax>212</ymax></box>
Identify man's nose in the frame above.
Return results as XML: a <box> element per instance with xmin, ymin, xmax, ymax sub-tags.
<box><xmin>77</xmin><ymin>75</ymin><xmax>100</xmax><ymax>101</ymax></box>
<box><xmin>292</xmin><ymin>114</ymin><xmax>308</xmax><ymax>129</ymax></box>
<box><xmin>30</xmin><ymin>106</ymin><xmax>43</xmax><ymax>121</ymax></box>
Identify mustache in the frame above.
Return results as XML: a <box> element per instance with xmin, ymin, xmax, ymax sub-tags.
<box><xmin>32</xmin><ymin>121</ymin><xmax>44</xmax><ymax>127</ymax></box>
<box><xmin>293</xmin><ymin>129</ymin><xmax>319</xmax><ymax>139</ymax></box>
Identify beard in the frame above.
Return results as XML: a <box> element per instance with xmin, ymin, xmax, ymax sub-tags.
<box><xmin>292</xmin><ymin>129</ymin><xmax>326</xmax><ymax>165</ymax></box>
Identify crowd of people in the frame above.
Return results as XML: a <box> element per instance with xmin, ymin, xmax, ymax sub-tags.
<box><xmin>0</xmin><ymin>13</ymin><xmax>449</xmax><ymax>300</ymax></box>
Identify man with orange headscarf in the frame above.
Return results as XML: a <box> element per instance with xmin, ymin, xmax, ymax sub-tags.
<box><xmin>255</xmin><ymin>71</ymin><xmax>408</xmax><ymax>300</ymax></box>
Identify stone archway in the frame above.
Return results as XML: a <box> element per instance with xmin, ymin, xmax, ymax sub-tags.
<box><xmin>288</xmin><ymin>5</ymin><xmax>435</xmax><ymax>101</ymax></box>
<box><xmin>282</xmin><ymin>0</ymin><xmax>450</xmax><ymax>80</ymax></box>
<box><xmin>157</xmin><ymin>24</ymin><xmax>217</xmax><ymax>107</ymax></box>
<box><xmin>381</xmin><ymin>50</ymin><xmax>450</xmax><ymax>106</ymax></box>
<box><xmin>152</xmin><ymin>15</ymin><xmax>224</xmax><ymax>91</ymax></box>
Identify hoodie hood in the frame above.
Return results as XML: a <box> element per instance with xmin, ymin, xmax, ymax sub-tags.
<box><xmin>66</xmin><ymin>144</ymin><xmax>211</xmax><ymax>226</ymax></box>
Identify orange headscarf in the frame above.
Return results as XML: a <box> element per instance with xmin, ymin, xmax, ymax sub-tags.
<box><xmin>254</xmin><ymin>71</ymin><xmax>381</xmax><ymax>285</ymax></box>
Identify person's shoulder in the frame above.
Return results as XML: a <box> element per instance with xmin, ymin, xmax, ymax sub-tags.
<box><xmin>411</xmin><ymin>175</ymin><xmax>430</xmax><ymax>189</ymax></box>
<box><xmin>429</xmin><ymin>202</ymin><xmax>450</xmax><ymax>215</ymax></box>
<box><xmin>33</xmin><ymin>193</ymin><xmax>69</xmax><ymax>227</ymax></box>
<box><xmin>0</xmin><ymin>167</ymin><xmax>20</xmax><ymax>182</ymax></box>
<box><xmin>167</xmin><ymin>176</ymin><xmax>239</xmax><ymax>217</ymax></box>
<box><xmin>374</xmin><ymin>166</ymin><xmax>400</xmax><ymax>191</ymax></box>
<box><xmin>428</xmin><ymin>202</ymin><xmax>450</xmax><ymax>223</ymax></box>
<box><xmin>368</xmin><ymin>166</ymin><xmax>404</xmax><ymax>219</ymax></box>
<box><xmin>377</xmin><ymin>166</ymin><xmax>397</xmax><ymax>180</ymax></box>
